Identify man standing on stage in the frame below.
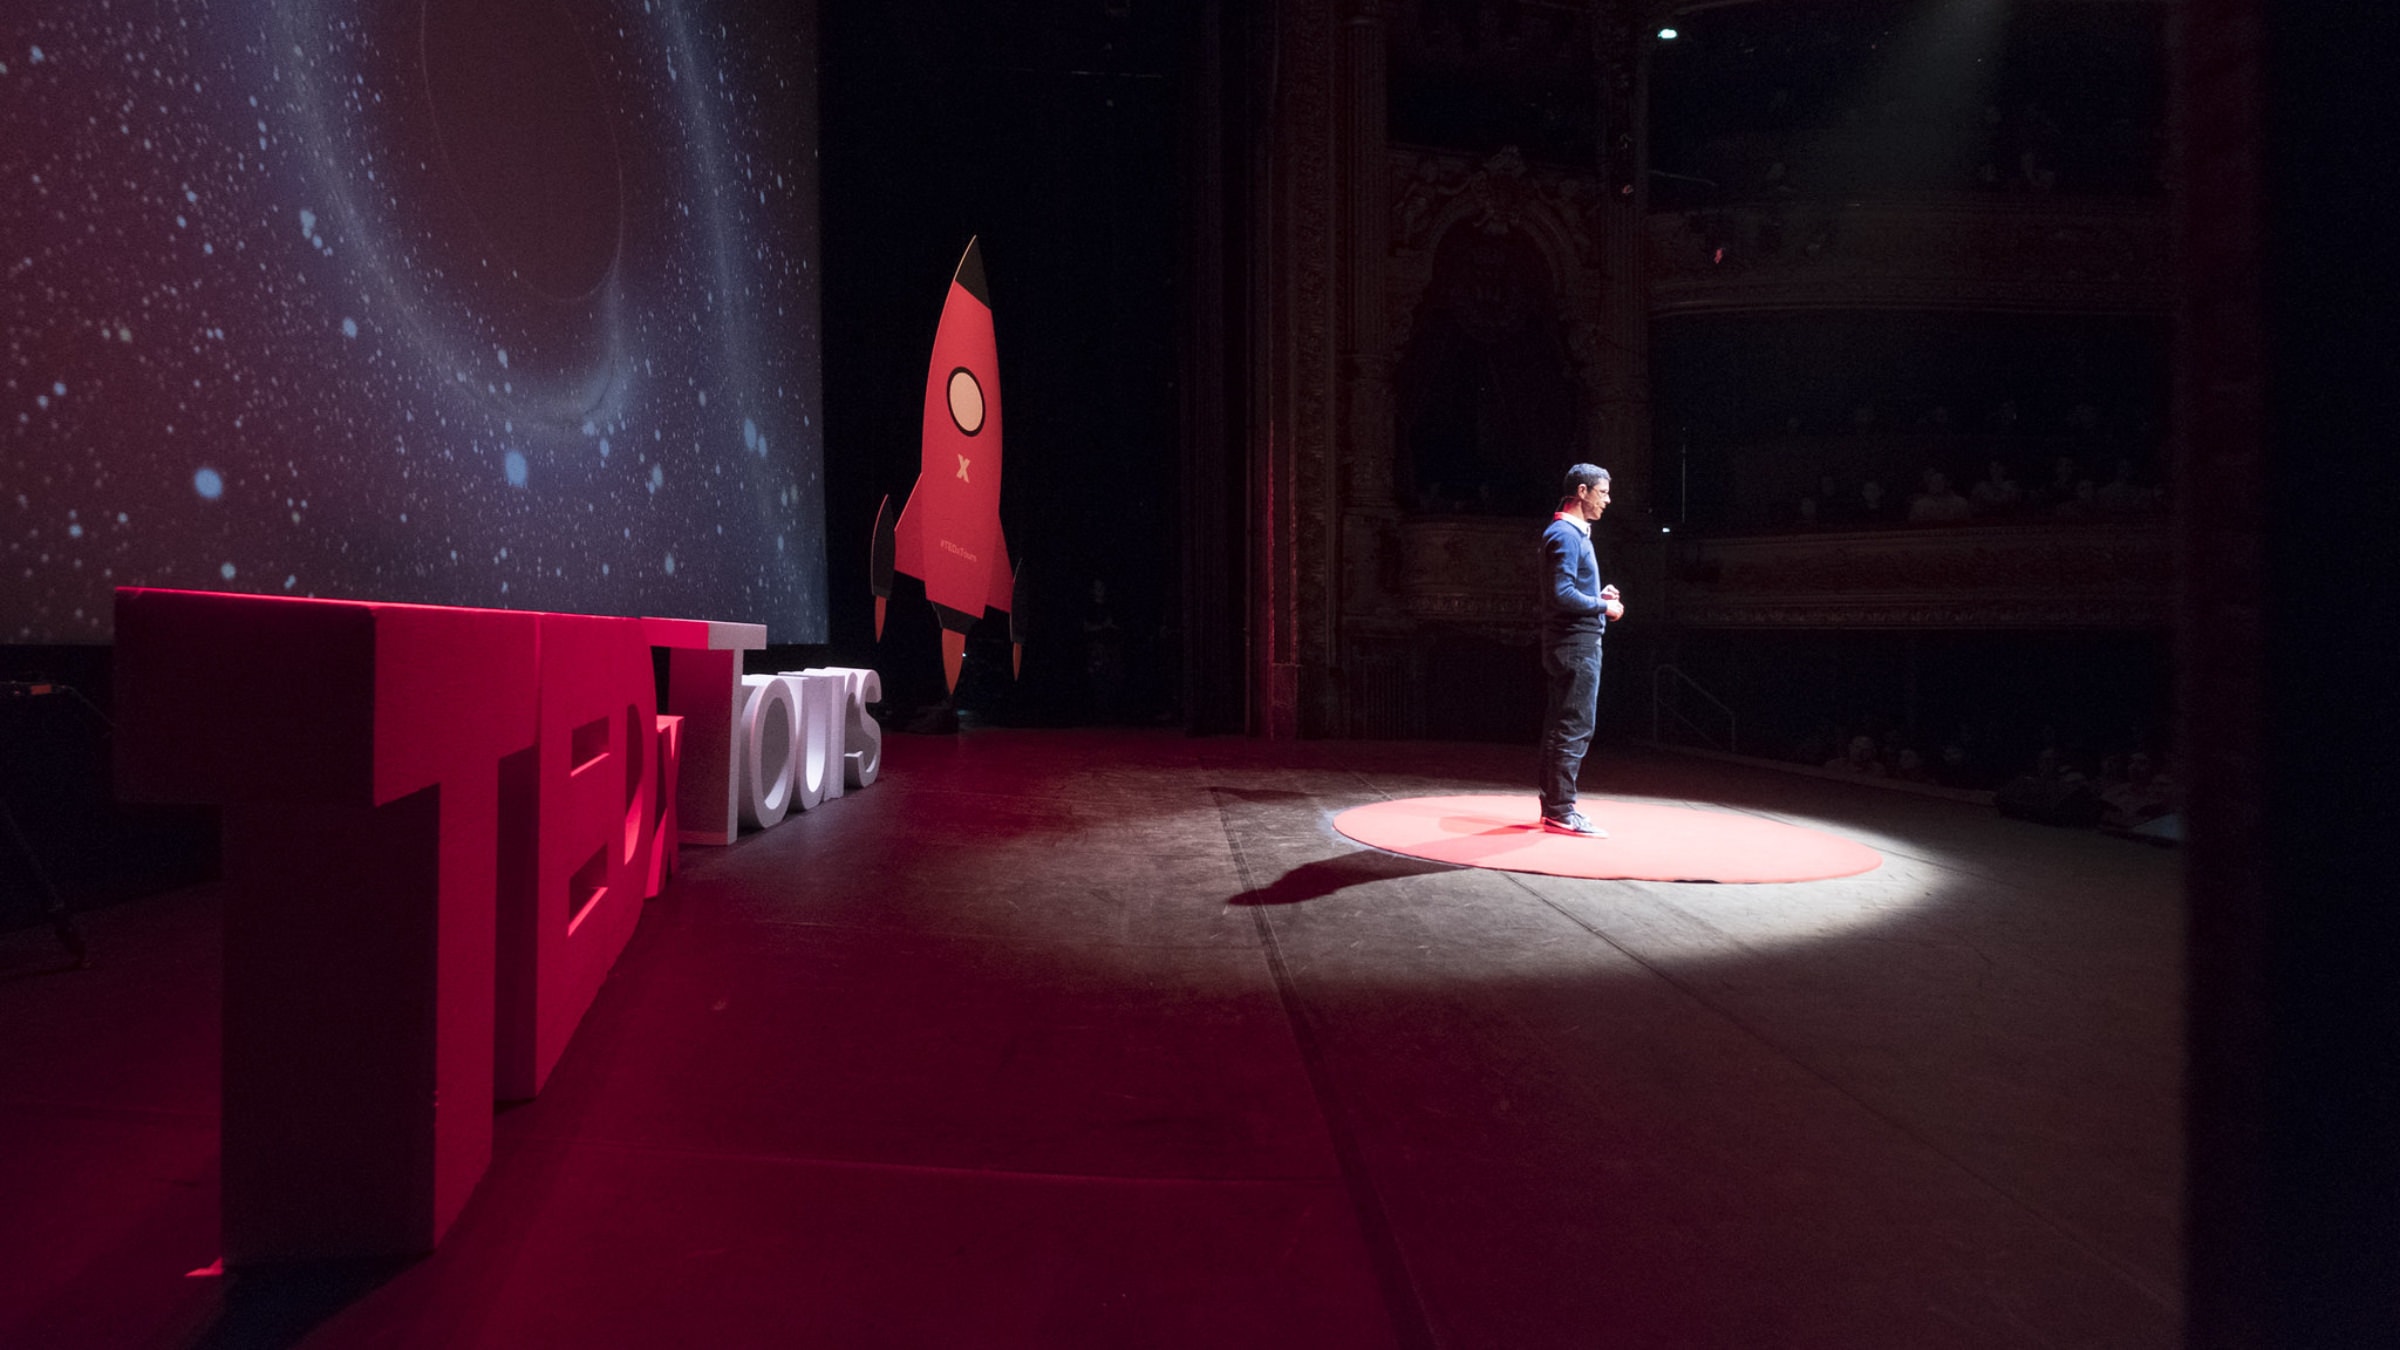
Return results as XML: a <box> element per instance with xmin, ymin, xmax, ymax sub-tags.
<box><xmin>1538</xmin><ymin>463</ymin><xmax>1624</xmax><ymax>835</ymax></box>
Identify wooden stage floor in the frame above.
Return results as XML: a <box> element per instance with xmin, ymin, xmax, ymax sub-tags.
<box><xmin>0</xmin><ymin>730</ymin><xmax>2182</xmax><ymax>1348</ymax></box>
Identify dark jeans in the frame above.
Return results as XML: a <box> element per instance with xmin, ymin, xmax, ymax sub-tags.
<box><xmin>1538</xmin><ymin>637</ymin><xmax>1603</xmax><ymax>818</ymax></box>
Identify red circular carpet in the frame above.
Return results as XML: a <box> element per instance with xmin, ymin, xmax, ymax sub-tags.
<box><xmin>1331</xmin><ymin>794</ymin><xmax>1883</xmax><ymax>884</ymax></box>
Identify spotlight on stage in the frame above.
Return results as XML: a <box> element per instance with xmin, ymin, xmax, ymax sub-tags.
<box><xmin>1315</xmin><ymin>790</ymin><xmax>1962</xmax><ymax>970</ymax></box>
<box><xmin>1657</xmin><ymin>27</ymin><xmax>1678</xmax><ymax>40</ymax></box>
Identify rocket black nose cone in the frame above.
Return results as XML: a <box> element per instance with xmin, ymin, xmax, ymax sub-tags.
<box><xmin>952</xmin><ymin>238</ymin><xmax>991</xmax><ymax>306</ymax></box>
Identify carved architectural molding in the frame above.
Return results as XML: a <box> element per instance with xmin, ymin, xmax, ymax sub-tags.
<box><xmin>1343</xmin><ymin>91</ymin><xmax>1654</xmax><ymax>712</ymax></box>
<box><xmin>1390</xmin><ymin>147</ymin><xmax>1612</xmax><ymax>328</ymax></box>
<box><xmin>1382</xmin><ymin>144</ymin><xmax>1642</xmax><ymax>504</ymax></box>
<box><xmin>1662</xmin><ymin>523</ymin><xmax>2171</xmax><ymax>629</ymax></box>
<box><xmin>1392</xmin><ymin>516</ymin><xmax>1544</xmax><ymax>636</ymax></box>
<box><xmin>1647</xmin><ymin>194</ymin><xmax>2173</xmax><ymax>316</ymax></box>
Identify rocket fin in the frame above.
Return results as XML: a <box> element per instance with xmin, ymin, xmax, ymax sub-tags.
<box><xmin>887</xmin><ymin>478</ymin><xmax>929</xmax><ymax>642</ymax></box>
<box><xmin>940</xmin><ymin>629</ymin><xmax>966</xmax><ymax>695</ymax></box>
<box><xmin>1009</xmin><ymin>558</ymin><xmax>1027</xmax><ymax>680</ymax></box>
<box><xmin>871</xmin><ymin>494</ymin><xmax>898</xmax><ymax>639</ymax></box>
<box><xmin>871</xmin><ymin>494</ymin><xmax>897</xmax><ymax>595</ymax></box>
<box><xmin>1008</xmin><ymin>558</ymin><xmax>1029</xmax><ymax>645</ymax></box>
<box><xmin>890</xmin><ymin>481</ymin><xmax>925</xmax><ymax>572</ymax></box>
<box><xmin>986</xmin><ymin>518</ymin><xmax>1015</xmax><ymax>618</ymax></box>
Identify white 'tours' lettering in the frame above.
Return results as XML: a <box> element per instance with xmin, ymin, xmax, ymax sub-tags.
<box><xmin>736</xmin><ymin>666</ymin><xmax>883</xmax><ymax>831</ymax></box>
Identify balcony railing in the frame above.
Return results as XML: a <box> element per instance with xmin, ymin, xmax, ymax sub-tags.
<box><xmin>1647</xmin><ymin>193</ymin><xmax>2171</xmax><ymax>317</ymax></box>
<box><xmin>1660</xmin><ymin>521</ymin><xmax>2170</xmax><ymax>630</ymax></box>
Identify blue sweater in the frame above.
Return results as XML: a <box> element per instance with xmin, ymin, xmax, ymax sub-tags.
<box><xmin>1540</xmin><ymin>514</ymin><xmax>1605</xmax><ymax>644</ymax></box>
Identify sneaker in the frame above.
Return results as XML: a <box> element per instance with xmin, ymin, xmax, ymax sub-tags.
<box><xmin>1540</xmin><ymin>811</ymin><xmax>1608</xmax><ymax>838</ymax></box>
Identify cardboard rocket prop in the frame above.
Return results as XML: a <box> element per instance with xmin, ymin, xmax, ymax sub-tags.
<box><xmin>872</xmin><ymin>237</ymin><xmax>1024</xmax><ymax>693</ymax></box>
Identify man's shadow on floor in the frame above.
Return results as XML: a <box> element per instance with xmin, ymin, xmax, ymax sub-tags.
<box><xmin>1212</xmin><ymin>786</ymin><xmax>1456</xmax><ymax>905</ymax></box>
<box><xmin>1226</xmin><ymin>850</ymin><xmax>1456</xmax><ymax>906</ymax></box>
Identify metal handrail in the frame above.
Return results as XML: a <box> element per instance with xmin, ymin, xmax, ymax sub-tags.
<box><xmin>1650</xmin><ymin>664</ymin><xmax>1738</xmax><ymax>755</ymax></box>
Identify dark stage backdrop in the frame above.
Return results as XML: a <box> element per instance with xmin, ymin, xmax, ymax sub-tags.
<box><xmin>1</xmin><ymin>0</ymin><xmax>825</xmax><ymax>644</ymax></box>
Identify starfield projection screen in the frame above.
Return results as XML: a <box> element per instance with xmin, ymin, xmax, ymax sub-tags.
<box><xmin>1</xmin><ymin>0</ymin><xmax>826</xmax><ymax>643</ymax></box>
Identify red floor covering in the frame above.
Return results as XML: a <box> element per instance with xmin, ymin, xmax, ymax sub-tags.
<box><xmin>1332</xmin><ymin>794</ymin><xmax>1883</xmax><ymax>883</ymax></box>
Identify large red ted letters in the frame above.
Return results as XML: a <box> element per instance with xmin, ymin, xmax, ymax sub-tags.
<box><xmin>112</xmin><ymin>589</ymin><xmax>877</xmax><ymax>1263</ymax></box>
<box><xmin>493</xmin><ymin>613</ymin><xmax>660</xmax><ymax>1102</ymax></box>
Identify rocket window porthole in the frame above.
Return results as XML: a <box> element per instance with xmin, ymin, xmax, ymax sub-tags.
<box><xmin>946</xmin><ymin>367</ymin><xmax>985</xmax><ymax>436</ymax></box>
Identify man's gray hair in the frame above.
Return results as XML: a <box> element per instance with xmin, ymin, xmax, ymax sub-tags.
<box><xmin>1560</xmin><ymin>463</ymin><xmax>1610</xmax><ymax>503</ymax></box>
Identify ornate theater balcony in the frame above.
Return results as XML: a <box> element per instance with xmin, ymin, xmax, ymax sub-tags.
<box><xmin>1385</xmin><ymin>517</ymin><xmax>2168</xmax><ymax>637</ymax></box>
<box><xmin>1646</xmin><ymin>194</ymin><xmax>2171</xmax><ymax>317</ymax></box>
<box><xmin>1658</xmin><ymin>521</ymin><xmax>2171</xmax><ymax>630</ymax></box>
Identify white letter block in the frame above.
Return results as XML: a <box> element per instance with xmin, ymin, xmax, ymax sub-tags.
<box><xmin>776</xmin><ymin>672</ymin><xmax>844</xmax><ymax>812</ymax></box>
<box><xmin>803</xmin><ymin>666</ymin><xmax>884</xmax><ymax>789</ymax></box>
<box><xmin>738</xmin><ymin>674</ymin><xmax>797</xmax><ymax>830</ymax></box>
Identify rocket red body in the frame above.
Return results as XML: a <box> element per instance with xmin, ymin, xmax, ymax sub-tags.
<box><xmin>877</xmin><ymin>239</ymin><xmax>1017</xmax><ymax>689</ymax></box>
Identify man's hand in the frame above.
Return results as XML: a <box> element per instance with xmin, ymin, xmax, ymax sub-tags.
<box><xmin>1601</xmin><ymin>584</ymin><xmax>1625</xmax><ymax>622</ymax></box>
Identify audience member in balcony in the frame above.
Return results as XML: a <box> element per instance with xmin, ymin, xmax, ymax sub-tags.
<box><xmin>1893</xmin><ymin>746</ymin><xmax>1940</xmax><ymax>785</ymax></box>
<box><xmin>2053</xmin><ymin>478</ymin><xmax>2100</xmax><ymax>520</ymax></box>
<box><xmin>1859</xmin><ymin>478</ymin><xmax>1888</xmax><ymax>522</ymax></box>
<box><xmin>2034</xmin><ymin>744</ymin><xmax>2086</xmax><ymax>788</ymax></box>
<box><xmin>1936</xmin><ymin>740</ymin><xmax>1980</xmax><ymax>788</ymax></box>
<box><xmin>1916</xmin><ymin>404</ymin><xmax>1955</xmax><ymax>434</ymax></box>
<box><xmin>1975</xmin><ymin>104</ymin><xmax>2007</xmax><ymax>188</ymax></box>
<box><xmin>1825</xmin><ymin>733</ymin><xmax>1889</xmax><ymax>777</ymax></box>
<box><xmin>2039</xmin><ymin>454</ymin><xmax>2086</xmax><ymax>508</ymax></box>
<box><xmin>1985</xmin><ymin>399</ymin><xmax>2022</xmax><ymax>434</ymax></box>
<box><xmin>1934</xmin><ymin>721</ymin><xmax>1997</xmax><ymax>789</ymax></box>
<box><xmin>1908</xmin><ymin>469</ymin><xmax>1973</xmax><ymax>524</ymax></box>
<box><xmin>2015</xmin><ymin>102</ymin><xmax>2062</xmax><ymax>188</ymax></box>
<box><xmin>1879</xmin><ymin>723</ymin><xmax>1910</xmax><ymax>766</ymax></box>
<box><xmin>1083</xmin><ymin>579</ymin><xmax>1125</xmax><ymax>722</ymax></box>
<box><xmin>2101</xmin><ymin>754</ymin><xmax>2181</xmax><ymax>834</ymax></box>
<box><xmin>1805</xmin><ymin>473</ymin><xmax>1851</xmax><ymax>526</ymax></box>
<box><xmin>2100</xmin><ymin>750</ymin><xmax>2173</xmax><ymax>815</ymax></box>
<box><xmin>1997</xmin><ymin>745</ymin><xmax>2103</xmax><ymax>826</ymax></box>
<box><xmin>1970</xmin><ymin>459</ymin><xmax>2025</xmax><ymax>514</ymax></box>
<box><xmin>2093</xmin><ymin>458</ymin><xmax>2156</xmax><ymax>515</ymax></box>
<box><xmin>2098</xmin><ymin>750</ymin><xmax>2150</xmax><ymax>801</ymax></box>
<box><xmin>2097</xmin><ymin>751</ymin><xmax>2129</xmax><ymax>790</ymax></box>
<box><xmin>2017</xmin><ymin>148</ymin><xmax>2058</xmax><ymax>193</ymax></box>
